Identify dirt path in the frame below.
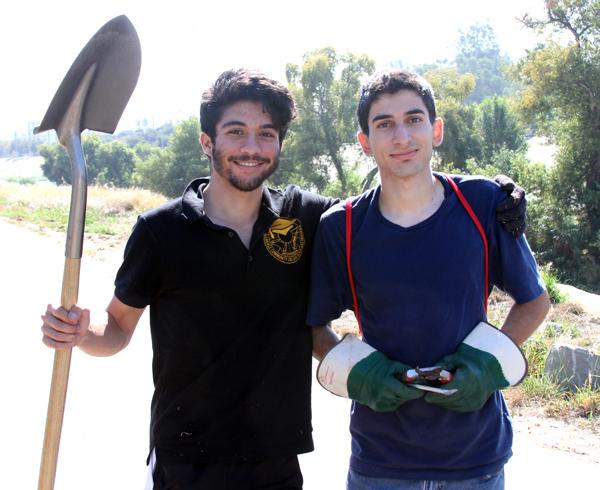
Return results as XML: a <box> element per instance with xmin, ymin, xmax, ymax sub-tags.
<box><xmin>1</xmin><ymin>218</ymin><xmax>598</xmax><ymax>489</ymax></box>
<box><xmin>558</xmin><ymin>284</ymin><xmax>600</xmax><ymax>319</ymax></box>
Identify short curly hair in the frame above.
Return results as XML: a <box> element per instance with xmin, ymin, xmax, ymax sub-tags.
<box><xmin>200</xmin><ymin>68</ymin><xmax>296</xmax><ymax>145</ymax></box>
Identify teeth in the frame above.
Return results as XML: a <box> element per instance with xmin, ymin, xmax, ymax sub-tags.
<box><xmin>237</xmin><ymin>161</ymin><xmax>261</xmax><ymax>167</ymax></box>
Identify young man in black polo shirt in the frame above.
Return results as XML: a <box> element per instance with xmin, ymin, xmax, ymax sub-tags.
<box><xmin>41</xmin><ymin>68</ymin><xmax>527</xmax><ymax>489</ymax></box>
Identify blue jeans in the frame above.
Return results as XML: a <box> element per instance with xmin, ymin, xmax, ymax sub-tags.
<box><xmin>347</xmin><ymin>468</ymin><xmax>504</xmax><ymax>490</ymax></box>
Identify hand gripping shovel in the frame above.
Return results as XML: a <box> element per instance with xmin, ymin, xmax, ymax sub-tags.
<box><xmin>34</xmin><ymin>15</ymin><xmax>141</xmax><ymax>490</ymax></box>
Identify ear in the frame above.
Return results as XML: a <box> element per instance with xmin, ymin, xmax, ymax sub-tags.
<box><xmin>357</xmin><ymin>131</ymin><xmax>372</xmax><ymax>156</ymax></box>
<box><xmin>433</xmin><ymin>117</ymin><xmax>444</xmax><ymax>147</ymax></box>
<box><xmin>199</xmin><ymin>132</ymin><xmax>214</xmax><ymax>160</ymax></box>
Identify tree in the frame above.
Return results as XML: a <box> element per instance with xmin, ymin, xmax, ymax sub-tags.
<box><xmin>93</xmin><ymin>139</ymin><xmax>136</xmax><ymax>187</ymax></box>
<box><xmin>134</xmin><ymin>117</ymin><xmax>209</xmax><ymax>197</ymax></box>
<box><xmin>455</xmin><ymin>23</ymin><xmax>515</xmax><ymax>102</ymax></box>
<box><xmin>281</xmin><ymin>47</ymin><xmax>375</xmax><ymax>196</ymax></box>
<box><xmin>477</xmin><ymin>97</ymin><xmax>527</xmax><ymax>165</ymax></box>
<box><xmin>40</xmin><ymin>134</ymin><xmax>136</xmax><ymax>187</ymax></box>
<box><xmin>112</xmin><ymin>122</ymin><xmax>174</xmax><ymax>149</ymax></box>
<box><xmin>516</xmin><ymin>0</ymin><xmax>600</xmax><ymax>289</ymax></box>
<box><xmin>424</xmin><ymin>67</ymin><xmax>481</xmax><ymax>171</ymax></box>
<box><xmin>39</xmin><ymin>143</ymin><xmax>71</xmax><ymax>184</ymax></box>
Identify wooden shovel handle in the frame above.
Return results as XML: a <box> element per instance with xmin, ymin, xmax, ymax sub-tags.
<box><xmin>38</xmin><ymin>258</ymin><xmax>81</xmax><ymax>490</ymax></box>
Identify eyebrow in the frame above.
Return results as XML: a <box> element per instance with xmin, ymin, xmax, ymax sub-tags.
<box><xmin>221</xmin><ymin>120</ymin><xmax>277</xmax><ymax>130</ymax></box>
<box><xmin>371</xmin><ymin>108</ymin><xmax>426</xmax><ymax>124</ymax></box>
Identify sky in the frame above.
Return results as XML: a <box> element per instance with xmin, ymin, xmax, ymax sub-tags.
<box><xmin>1</xmin><ymin>0</ymin><xmax>548</xmax><ymax>140</ymax></box>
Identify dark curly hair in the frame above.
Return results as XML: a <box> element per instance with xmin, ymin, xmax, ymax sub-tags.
<box><xmin>200</xmin><ymin>68</ymin><xmax>296</xmax><ymax>145</ymax></box>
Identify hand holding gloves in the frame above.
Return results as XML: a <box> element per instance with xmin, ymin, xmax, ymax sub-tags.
<box><xmin>425</xmin><ymin>322</ymin><xmax>527</xmax><ymax>412</ymax></box>
<box><xmin>317</xmin><ymin>334</ymin><xmax>423</xmax><ymax>412</ymax></box>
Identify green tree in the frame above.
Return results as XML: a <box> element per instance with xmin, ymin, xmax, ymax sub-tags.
<box><xmin>516</xmin><ymin>0</ymin><xmax>600</xmax><ymax>289</ymax></box>
<box><xmin>39</xmin><ymin>143</ymin><xmax>71</xmax><ymax>184</ymax></box>
<box><xmin>477</xmin><ymin>97</ymin><xmax>527</xmax><ymax>165</ymax></box>
<box><xmin>40</xmin><ymin>134</ymin><xmax>136</xmax><ymax>187</ymax></box>
<box><xmin>281</xmin><ymin>47</ymin><xmax>375</xmax><ymax>196</ymax></box>
<box><xmin>134</xmin><ymin>117</ymin><xmax>209</xmax><ymax>197</ymax></box>
<box><xmin>113</xmin><ymin>122</ymin><xmax>174</xmax><ymax>149</ymax></box>
<box><xmin>455</xmin><ymin>23</ymin><xmax>515</xmax><ymax>102</ymax></box>
<box><xmin>424</xmin><ymin>67</ymin><xmax>481</xmax><ymax>171</ymax></box>
<box><xmin>93</xmin><ymin>140</ymin><xmax>136</xmax><ymax>187</ymax></box>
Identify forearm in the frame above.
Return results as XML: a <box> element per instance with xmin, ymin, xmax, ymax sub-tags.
<box><xmin>501</xmin><ymin>290</ymin><xmax>551</xmax><ymax>345</ymax></box>
<box><xmin>78</xmin><ymin>296</ymin><xmax>143</xmax><ymax>356</ymax></box>
<box><xmin>312</xmin><ymin>324</ymin><xmax>340</xmax><ymax>361</ymax></box>
<box><xmin>78</xmin><ymin>312</ymin><xmax>132</xmax><ymax>357</ymax></box>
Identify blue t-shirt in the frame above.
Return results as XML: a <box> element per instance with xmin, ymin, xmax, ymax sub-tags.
<box><xmin>306</xmin><ymin>173</ymin><xmax>545</xmax><ymax>480</ymax></box>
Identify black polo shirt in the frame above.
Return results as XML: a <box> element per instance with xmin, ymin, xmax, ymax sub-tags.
<box><xmin>114</xmin><ymin>178</ymin><xmax>336</xmax><ymax>463</ymax></box>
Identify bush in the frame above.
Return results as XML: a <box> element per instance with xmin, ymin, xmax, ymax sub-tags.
<box><xmin>540</xmin><ymin>264</ymin><xmax>568</xmax><ymax>304</ymax></box>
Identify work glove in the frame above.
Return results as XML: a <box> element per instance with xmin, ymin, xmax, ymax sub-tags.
<box><xmin>317</xmin><ymin>334</ymin><xmax>423</xmax><ymax>412</ymax></box>
<box><xmin>494</xmin><ymin>174</ymin><xmax>527</xmax><ymax>238</ymax></box>
<box><xmin>425</xmin><ymin>322</ymin><xmax>527</xmax><ymax>413</ymax></box>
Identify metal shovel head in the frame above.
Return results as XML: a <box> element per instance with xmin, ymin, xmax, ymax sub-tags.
<box><xmin>34</xmin><ymin>15</ymin><xmax>141</xmax><ymax>135</ymax></box>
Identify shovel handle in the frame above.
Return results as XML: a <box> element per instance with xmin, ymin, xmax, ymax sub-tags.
<box><xmin>38</xmin><ymin>257</ymin><xmax>81</xmax><ymax>490</ymax></box>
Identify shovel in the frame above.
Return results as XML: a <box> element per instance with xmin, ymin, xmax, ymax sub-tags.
<box><xmin>34</xmin><ymin>15</ymin><xmax>141</xmax><ymax>490</ymax></box>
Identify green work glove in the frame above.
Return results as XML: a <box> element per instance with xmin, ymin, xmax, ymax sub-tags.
<box><xmin>317</xmin><ymin>334</ymin><xmax>423</xmax><ymax>412</ymax></box>
<box><xmin>425</xmin><ymin>321</ymin><xmax>527</xmax><ymax>412</ymax></box>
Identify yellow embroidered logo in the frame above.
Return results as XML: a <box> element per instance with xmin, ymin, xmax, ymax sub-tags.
<box><xmin>263</xmin><ymin>217</ymin><xmax>305</xmax><ymax>264</ymax></box>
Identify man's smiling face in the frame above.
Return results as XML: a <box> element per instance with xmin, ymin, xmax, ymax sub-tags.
<box><xmin>202</xmin><ymin>100</ymin><xmax>281</xmax><ymax>192</ymax></box>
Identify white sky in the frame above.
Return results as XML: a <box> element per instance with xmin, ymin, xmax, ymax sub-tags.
<box><xmin>1</xmin><ymin>0</ymin><xmax>548</xmax><ymax>140</ymax></box>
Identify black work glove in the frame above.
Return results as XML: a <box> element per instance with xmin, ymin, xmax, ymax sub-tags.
<box><xmin>494</xmin><ymin>174</ymin><xmax>526</xmax><ymax>238</ymax></box>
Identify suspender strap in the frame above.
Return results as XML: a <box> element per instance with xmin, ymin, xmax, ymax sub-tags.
<box><xmin>344</xmin><ymin>176</ymin><xmax>489</xmax><ymax>337</ymax></box>
<box><xmin>345</xmin><ymin>198</ymin><xmax>363</xmax><ymax>335</ymax></box>
<box><xmin>442</xmin><ymin>175</ymin><xmax>489</xmax><ymax>314</ymax></box>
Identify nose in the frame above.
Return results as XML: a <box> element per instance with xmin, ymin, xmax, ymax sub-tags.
<box><xmin>392</xmin><ymin>123</ymin><xmax>411</xmax><ymax>145</ymax></box>
<box><xmin>240</xmin><ymin>133</ymin><xmax>261</xmax><ymax>154</ymax></box>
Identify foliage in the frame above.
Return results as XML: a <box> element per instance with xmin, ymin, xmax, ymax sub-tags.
<box><xmin>540</xmin><ymin>264</ymin><xmax>569</xmax><ymax>303</ymax></box>
<box><xmin>39</xmin><ymin>143</ymin><xmax>71</xmax><ymax>185</ymax></box>
<box><xmin>515</xmin><ymin>0</ymin><xmax>600</xmax><ymax>290</ymax></box>
<box><xmin>39</xmin><ymin>134</ymin><xmax>136</xmax><ymax>188</ymax></box>
<box><xmin>482</xmin><ymin>289</ymin><xmax>599</xmax><ymax>420</ymax></box>
<box><xmin>0</xmin><ymin>182</ymin><xmax>165</xmax><ymax>237</ymax></box>
<box><xmin>133</xmin><ymin>117</ymin><xmax>209</xmax><ymax>198</ymax></box>
<box><xmin>455</xmin><ymin>23</ymin><xmax>517</xmax><ymax>102</ymax></box>
<box><xmin>515</xmin><ymin>326</ymin><xmax>600</xmax><ymax>418</ymax></box>
<box><xmin>477</xmin><ymin>97</ymin><xmax>527</xmax><ymax>164</ymax></box>
<box><xmin>109</xmin><ymin>122</ymin><xmax>174</xmax><ymax>149</ymax></box>
<box><xmin>92</xmin><ymin>138</ymin><xmax>136</xmax><ymax>188</ymax></box>
<box><xmin>2</xmin><ymin>176</ymin><xmax>44</xmax><ymax>185</ymax></box>
<box><xmin>282</xmin><ymin>47</ymin><xmax>375</xmax><ymax>196</ymax></box>
<box><xmin>426</xmin><ymin>69</ymin><xmax>526</xmax><ymax>172</ymax></box>
<box><xmin>425</xmin><ymin>67</ymin><xmax>480</xmax><ymax>170</ymax></box>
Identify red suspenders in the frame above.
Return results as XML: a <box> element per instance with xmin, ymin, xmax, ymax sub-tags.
<box><xmin>345</xmin><ymin>174</ymin><xmax>489</xmax><ymax>337</ymax></box>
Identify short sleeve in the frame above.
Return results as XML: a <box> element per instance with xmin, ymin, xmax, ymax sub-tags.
<box><xmin>306</xmin><ymin>207</ymin><xmax>353</xmax><ymax>327</ymax></box>
<box><xmin>114</xmin><ymin>216</ymin><xmax>164</xmax><ymax>308</ymax></box>
<box><xmin>489</xmin><ymin>202</ymin><xmax>546</xmax><ymax>304</ymax></box>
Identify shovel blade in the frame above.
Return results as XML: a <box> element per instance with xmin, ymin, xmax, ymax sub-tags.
<box><xmin>35</xmin><ymin>15</ymin><xmax>141</xmax><ymax>136</ymax></box>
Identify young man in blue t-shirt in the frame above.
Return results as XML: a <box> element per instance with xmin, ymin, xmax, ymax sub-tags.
<box><xmin>307</xmin><ymin>70</ymin><xmax>551</xmax><ymax>489</ymax></box>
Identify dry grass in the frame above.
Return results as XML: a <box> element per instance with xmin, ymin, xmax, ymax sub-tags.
<box><xmin>86</xmin><ymin>186</ymin><xmax>167</xmax><ymax>214</ymax></box>
<box><xmin>0</xmin><ymin>182</ymin><xmax>166</xmax><ymax>237</ymax></box>
<box><xmin>0</xmin><ymin>182</ymin><xmax>166</xmax><ymax>213</ymax></box>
